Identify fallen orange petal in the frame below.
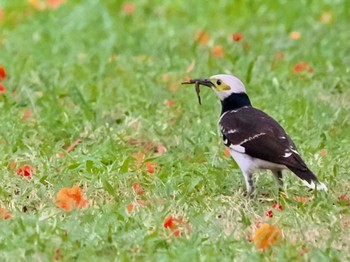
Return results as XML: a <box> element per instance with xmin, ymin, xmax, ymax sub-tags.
<box><xmin>232</xmin><ymin>32</ymin><xmax>244</xmax><ymax>42</ymax></box>
<box><xmin>186</xmin><ymin>60</ymin><xmax>195</xmax><ymax>73</ymax></box>
<box><xmin>0</xmin><ymin>84</ymin><xmax>6</xmax><ymax>95</ymax></box>
<box><xmin>127</xmin><ymin>203</ymin><xmax>134</xmax><ymax>213</ymax></box>
<box><xmin>22</xmin><ymin>109</ymin><xmax>32</xmax><ymax>121</ymax></box>
<box><xmin>223</xmin><ymin>148</ymin><xmax>230</xmax><ymax>157</ymax></box>
<box><xmin>0</xmin><ymin>208</ymin><xmax>12</xmax><ymax>220</ymax></box>
<box><xmin>9</xmin><ymin>161</ymin><xmax>16</xmax><ymax>170</ymax></box>
<box><xmin>293</xmin><ymin>196</ymin><xmax>313</xmax><ymax>203</ymax></box>
<box><xmin>133</xmin><ymin>183</ymin><xmax>144</xmax><ymax>196</ymax></box>
<box><xmin>172</xmin><ymin>217</ymin><xmax>191</xmax><ymax>235</ymax></box>
<box><xmin>253</xmin><ymin>224</ymin><xmax>282</xmax><ymax>250</ymax></box>
<box><xmin>272</xmin><ymin>203</ymin><xmax>283</xmax><ymax>211</ymax></box>
<box><xmin>122</xmin><ymin>2</ymin><xmax>135</xmax><ymax>15</ymax></box>
<box><xmin>65</xmin><ymin>138</ymin><xmax>82</xmax><ymax>153</ymax></box>
<box><xmin>0</xmin><ymin>8</ymin><xmax>4</xmax><ymax>22</ymax></box>
<box><xmin>289</xmin><ymin>31</ymin><xmax>301</xmax><ymax>40</ymax></box>
<box><xmin>145</xmin><ymin>161</ymin><xmax>156</xmax><ymax>174</ymax></box>
<box><xmin>164</xmin><ymin>215</ymin><xmax>175</xmax><ymax>229</ymax></box>
<box><xmin>338</xmin><ymin>195</ymin><xmax>350</xmax><ymax>206</ymax></box>
<box><xmin>173</xmin><ymin>228</ymin><xmax>182</xmax><ymax>237</ymax></box>
<box><xmin>16</xmin><ymin>164</ymin><xmax>34</xmax><ymax>178</ymax></box>
<box><xmin>54</xmin><ymin>186</ymin><xmax>89</xmax><ymax>211</ymax></box>
<box><xmin>211</xmin><ymin>45</ymin><xmax>224</xmax><ymax>58</ymax></box>
<box><xmin>46</xmin><ymin>0</ymin><xmax>65</xmax><ymax>9</ymax></box>
<box><xmin>293</xmin><ymin>62</ymin><xmax>313</xmax><ymax>74</ymax></box>
<box><xmin>265</xmin><ymin>210</ymin><xmax>273</xmax><ymax>218</ymax></box>
<box><xmin>320</xmin><ymin>149</ymin><xmax>327</xmax><ymax>156</ymax></box>
<box><xmin>164</xmin><ymin>99</ymin><xmax>175</xmax><ymax>107</ymax></box>
<box><xmin>0</xmin><ymin>65</ymin><xmax>6</xmax><ymax>81</ymax></box>
<box><xmin>54</xmin><ymin>248</ymin><xmax>62</xmax><ymax>260</ymax></box>
<box><xmin>195</xmin><ymin>30</ymin><xmax>210</xmax><ymax>46</ymax></box>
<box><xmin>156</xmin><ymin>144</ymin><xmax>167</xmax><ymax>154</ymax></box>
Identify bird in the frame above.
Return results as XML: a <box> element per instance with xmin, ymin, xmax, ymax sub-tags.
<box><xmin>182</xmin><ymin>74</ymin><xmax>327</xmax><ymax>195</ymax></box>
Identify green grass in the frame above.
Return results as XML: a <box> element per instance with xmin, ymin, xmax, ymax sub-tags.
<box><xmin>1</xmin><ymin>0</ymin><xmax>350</xmax><ymax>261</ymax></box>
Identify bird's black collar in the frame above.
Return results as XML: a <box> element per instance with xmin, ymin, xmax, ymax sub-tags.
<box><xmin>221</xmin><ymin>93</ymin><xmax>252</xmax><ymax>115</ymax></box>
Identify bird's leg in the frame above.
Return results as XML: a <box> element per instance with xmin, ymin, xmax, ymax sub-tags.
<box><xmin>243</xmin><ymin>172</ymin><xmax>254</xmax><ymax>196</ymax></box>
<box><xmin>272</xmin><ymin>170</ymin><xmax>283</xmax><ymax>192</ymax></box>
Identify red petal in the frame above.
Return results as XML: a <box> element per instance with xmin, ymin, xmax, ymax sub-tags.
<box><xmin>0</xmin><ymin>65</ymin><xmax>6</xmax><ymax>81</ymax></box>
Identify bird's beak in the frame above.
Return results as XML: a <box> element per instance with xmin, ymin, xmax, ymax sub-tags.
<box><xmin>192</xmin><ymin>79</ymin><xmax>214</xmax><ymax>88</ymax></box>
<box><xmin>181</xmin><ymin>78</ymin><xmax>214</xmax><ymax>88</ymax></box>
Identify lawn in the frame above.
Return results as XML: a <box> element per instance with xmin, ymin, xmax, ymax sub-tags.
<box><xmin>1</xmin><ymin>0</ymin><xmax>350</xmax><ymax>261</ymax></box>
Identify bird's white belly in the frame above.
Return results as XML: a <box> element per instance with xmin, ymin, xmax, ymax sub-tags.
<box><xmin>228</xmin><ymin>149</ymin><xmax>286</xmax><ymax>172</ymax></box>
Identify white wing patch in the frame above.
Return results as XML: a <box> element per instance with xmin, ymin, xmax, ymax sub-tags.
<box><xmin>227</xmin><ymin>129</ymin><xmax>237</xmax><ymax>134</ymax></box>
<box><xmin>290</xmin><ymin>147</ymin><xmax>299</xmax><ymax>155</ymax></box>
<box><xmin>229</xmin><ymin>144</ymin><xmax>245</xmax><ymax>153</ymax></box>
<box><xmin>283</xmin><ymin>152</ymin><xmax>292</xmax><ymax>158</ymax></box>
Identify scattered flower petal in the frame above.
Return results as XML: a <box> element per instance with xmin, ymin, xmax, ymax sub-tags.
<box><xmin>9</xmin><ymin>161</ymin><xmax>16</xmax><ymax>170</ymax></box>
<box><xmin>0</xmin><ymin>65</ymin><xmax>6</xmax><ymax>81</ymax></box>
<box><xmin>46</xmin><ymin>0</ymin><xmax>65</xmax><ymax>9</ymax></box>
<box><xmin>289</xmin><ymin>31</ymin><xmax>301</xmax><ymax>40</ymax></box>
<box><xmin>232</xmin><ymin>32</ymin><xmax>244</xmax><ymax>42</ymax></box>
<box><xmin>16</xmin><ymin>164</ymin><xmax>34</xmax><ymax>178</ymax></box>
<box><xmin>54</xmin><ymin>248</ymin><xmax>62</xmax><ymax>260</ymax></box>
<box><xmin>0</xmin><ymin>8</ymin><xmax>3</xmax><ymax>22</ymax></box>
<box><xmin>145</xmin><ymin>161</ymin><xmax>159</xmax><ymax>174</ymax></box>
<box><xmin>320</xmin><ymin>149</ymin><xmax>327</xmax><ymax>156</ymax></box>
<box><xmin>122</xmin><ymin>2</ymin><xmax>135</xmax><ymax>15</ymax></box>
<box><xmin>293</xmin><ymin>62</ymin><xmax>313</xmax><ymax>74</ymax></box>
<box><xmin>163</xmin><ymin>215</ymin><xmax>191</xmax><ymax>237</ymax></box>
<box><xmin>127</xmin><ymin>203</ymin><xmax>134</xmax><ymax>213</ymax></box>
<box><xmin>265</xmin><ymin>210</ymin><xmax>273</xmax><ymax>218</ymax></box>
<box><xmin>253</xmin><ymin>224</ymin><xmax>282</xmax><ymax>250</ymax></box>
<box><xmin>293</xmin><ymin>196</ymin><xmax>313</xmax><ymax>203</ymax></box>
<box><xmin>211</xmin><ymin>45</ymin><xmax>224</xmax><ymax>58</ymax></box>
<box><xmin>54</xmin><ymin>186</ymin><xmax>89</xmax><ymax>211</ymax></box>
<box><xmin>0</xmin><ymin>84</ymin><xmax>6</xmax><ymax>95</ymax></box>
<box><xmin>156</xmin><ymin>144</ymin><xmax>167</xmax><ymax>154</ymax></box>
<box><xmin>0</xmin><ymin>208</ymin><xmax>12</xmax><ymax>220</ymax></box>
<box><xmin>223</xmin><ymin>148</ymin><xmax>230</xmax><ymax>157</ymax></box>
<box><xmin>66</xmin><ymin>138</ymin><xmax>82</xmax><ymax>153</ymax></box>
<box><xmin>338</xmin><ymin>195</ymin><xmax>350</xmax><ymax>206</ymax></box>
<box><xmin>22</xmin><ymin>109</ymin><xmax>32</xmax><ymax>121</ymax></box>
<box><xmin>133</xmin><ymin>183</ymin><xmax>144</xmax><ymax>196</ymax></box>
<box><xmin>57</xmin><ymin>138</ymin><xmax>82</xmax><ymax>157</ymax></box>
<box><xmin>195</xmin><ymin>30</ymin><xmax>210</xmax><ymax>46</ymax></box>
<box><xmin>272</xmin><ymin>203</ymin><xmax>283</xmax><ymax>211</ymax></box>
<box><xmin>163</xmin><ymin>215</ymin><xmax>176</xmax><ymax>229</ymax></box>
<box><xmin>164</xmin><ymin>99</ymin><xmax>175</xmax><ymax>107</ymax></box>
<box><xmin>186</xmin><ymin>60</ymin><xmax>195</xmax><ymax>73</ymax></box>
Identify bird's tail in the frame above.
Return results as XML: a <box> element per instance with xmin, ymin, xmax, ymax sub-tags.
<box><xmin>288</xmin><ymin>166</ymin><xmax>328</xmax><ymax>191</ymax></box>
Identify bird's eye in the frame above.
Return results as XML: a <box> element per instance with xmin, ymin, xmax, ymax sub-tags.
<box><xmin>216</xmin><ymin>80</ymin><xmax>222</xmax><ymax>85</ymax></box>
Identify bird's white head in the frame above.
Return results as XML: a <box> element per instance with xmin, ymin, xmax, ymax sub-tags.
<box><xmin>208</xmin><ymin>74</ymin><xmax>246</xmax><ymax>100</ymax></box>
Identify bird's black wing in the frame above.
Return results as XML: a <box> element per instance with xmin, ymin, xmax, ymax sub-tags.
<box><xmin>220</xmin><ymin>106</ymin><xmax>308</xmax><ymax>171</ymax></box>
